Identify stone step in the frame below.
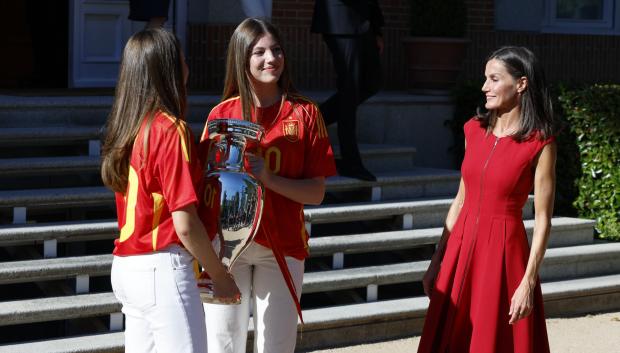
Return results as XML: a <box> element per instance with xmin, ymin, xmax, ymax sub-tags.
<box><xmin>0</xmin><ymin>127</ymin><xmax>102</xmax><ymax>147</ymax></box>
<box><xmin>2</xmin><ymin>258</ymin><xmax>421</xmax><ymax>294</ymax></box>
<box><xmin>311</xmin><ymin>241</ymin><xmax>620</xmax><ymax>291</ymax></box>
<box><xmin>306</xmin><ymin>197</ymin><xmax>534</xmax><ymax>229</ymax></box>
<box><xmin>0</xmin><ymin>186</ymin><xmax>112</xmax><ymax>209</ymax></box>
<box><xmin>0</xmin><ymin>92</ymin><xmax>454</xmax><ymax>169</ymax></box>
<box><xmin>0</xmin><ymin>124</ymin><xmax>202</xmax><ymax>160</ymax></box>
<box><xmin>0</xmin><ymin>217</ymin><xmax>598</xmax><ymax>287</ymax></box>
<box><xmin>0</xmin><ymin>332</ymin><xmax>124</xmax><ymax>353</ymax></box>
<box><xmin>1</xmin><ymin>195</ymin><xmax>534</xmax><ymax>237</ymax></box>
<box><xmin>2</xmin><ymin>274</ymin><xmax>619</xmax><ymax>352</ymax></box>
<box><xmin>303</xmin><ymin>262</ymin><xmax>428</xmax><ymax>295</ymax></box>
<box><xmin>542</xmin><ymin>273</ymin><xmax>620</xmax><ymax>316</ymax></box>
<box><xmin>0</xmin><ymin>234</ymin><xmax>607</xmax><ymax>289</ymax></box>
<box><xmin>327</xmin><ymin>168</ymin><xmax>460</xmax><ymax>200</ymax></box>
<box><xmin>0</xmin><ymin>143</ymin><xmax>418</xmax><ymax>174</ymax></box>
<box><xmin>302</xmin><ymin>274</ymin><xmax>620</xmax><ymax>349</ymax></box>
<box><xmin>301</xmin><ymin>169</ymin><xmax>457</xmax><ymax>197</ymax></box>
<box><xmin>298</xmin><ymin>296</ymin><xmax>429</xmax><ymax>351</ymax></box>
<box><xmin>0</xmin><ymin>292</ymin><xmax>119</xmax><ymax>327</ymax></box>
<box><xmin>0</xmin><ymin>96</ymin><xmax>216</xmax><ymax>128</ymax></box>
<box><xmin>0</xmin><ymin>220</ymin><xmax>117</xmax><ymax>246</ymax></box>
<box><xmin>0</xmin><ymin>124</ymin><xmax>204</xmax><ymax>146</ymax></box>
<box><xmin>0</xmin><ymin>156</ymin><xmax>100</xmax><ymax>176</ymax></box>
<box><xmin>0</xmin><ymin>162</ymin><xmax>448</xmax><ymax>207</ymax></box>
<box><xmin>310</xmin><ymin>217</ymin><xmax>596</xmax><ymax>257</ymax></box>
<box><xmin>305</xmin><ymin>242</ymin><xmax>620</xmax><ymax>293</ymax></box>
<box><xmin>540</xmin><ymin>242</ymin><xmax>620</xmax><ymax>281</ymax></box>
<box><xmin>2</xmin><ymin>212</ymin><xmax>584</xmax><ymax>254</ymax></box>
<box><xmin>0</xmin><ymin>194</ymin><xmax>536</xmax><ymax>246</ymax></box>
<box><xmin>0</xmin><ymin>254</ymin><xmax>112</xmax><ymax>285</ymax></box>
<box><xmin>0</xmin><ymin>173</ymin><xmax>464</xmax><ymax>223</ymax></box>
<box><xmin>0</xmin><ymin>165</ymin><xmax>458</xmax><ymax>202</ymax></box>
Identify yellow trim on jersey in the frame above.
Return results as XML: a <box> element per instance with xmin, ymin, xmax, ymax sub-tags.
<box><xmin>119</xmin><ymin>166</ymin><xmax>139</xmax><ymax>242</ymax></box>
<box><xmin>193</xmin><ymin>260</ymin><xmax>201</xmax><ymax>279</ymax></box>
<box><xmin>288</xmin><ymin>93</ymin><xmax>316</xmax><ymax>106</ymax></box>
<box><xmin>177</xmin><ymin>123</ymin><xmax>191</xmax><ymax>162</ymax></box>
<box><xmin>219</xmin><ymin>96</ymin><xmax>241</xmax><ymax>105</ymax></box>
<box><xmin>161</xmin><ymin>112</ymin><xmax>191</xmax><ymax>163</ymax></box>
<box><xmin>316</xmin><ymin>110</ymin><xmax>329</xmax><ymax>139</ymax></box>
<box><xmin>151</xmin><ymin>192</ymin><xmax>164</xmax><ymax>251</ymax></box>
<box><xmin>300</xmin><ymin>209</ymin><xmax>309</xmax><ymax>251</ymax></box>
<box><xmin>200</xmin><ymin>121</ymin><xmax>209</xmax><ymax>142</ymax></box>
<box><xmin>202</xmin><ymin>96</ymin><xmax>241</xmax><ymax>141</ymax></box>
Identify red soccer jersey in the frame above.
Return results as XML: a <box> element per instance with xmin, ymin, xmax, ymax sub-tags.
<box><xmin>113</xmin><ymin>111</ymin><xmax>202</xmax><ymax>256</ymax></box>
<box><xmin>199</xmin><ymin>95</ymin><xmax>336</xmax><ymax>259</ymax></box>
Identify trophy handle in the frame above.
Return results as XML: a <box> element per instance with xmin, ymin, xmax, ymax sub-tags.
<box><xmin>199</xmin><ymin>119</ymin><xmax>265</xmax><ymax>305</ymax></box>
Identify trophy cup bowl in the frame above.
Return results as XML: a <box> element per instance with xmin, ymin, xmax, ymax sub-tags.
<box><xmin>198</xmin><ymin>119</ymin><xmax>265</xmax><ymax>304</ymax></box>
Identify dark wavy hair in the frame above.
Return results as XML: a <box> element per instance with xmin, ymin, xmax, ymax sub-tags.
<box><xmin>477</xmin><ymin>46</ymin><xmax>555</xmax><ymax>141</ymax></box>
<box><xmin>101</xmin><ymin>28</ymin><xmax>187</xmax><ymax>193</ymax></box>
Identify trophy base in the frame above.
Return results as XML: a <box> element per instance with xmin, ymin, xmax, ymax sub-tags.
<box><xmin>197</xmin><ymin>272</ymin><xmax>241</xmax><ymax>305</ymax></box>
<box><xmin>200</xmin><ymin>290</ymin><xmax>242</xmax><ymax>305</ymax></box>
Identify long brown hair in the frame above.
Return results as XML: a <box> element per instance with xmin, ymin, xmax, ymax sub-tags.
<box><xmin>222</xmin><ymin>18</ymin><xmax>297</xmax><ymax>121</ymax></box>
<box><xmin>477</xmin><ymin>46</ymin><xmax>555</xmax><ymax>141</ymax></box>
<box><xmin>101</xmin><ymin>28</ymin><xmax>187</xmax><ymax>193</ymax></box>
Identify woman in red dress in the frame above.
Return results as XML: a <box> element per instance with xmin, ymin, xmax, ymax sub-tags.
<box><xmin>418</xmin><ymin>47</ymin><xmax>557</xmax><ymax>353</ymax></box>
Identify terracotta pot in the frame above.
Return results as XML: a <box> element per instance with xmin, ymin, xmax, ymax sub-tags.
<box><xmin>402</xmin><ymin>37</ymin><xmax>470</xmax><ymax>91</ymax></box>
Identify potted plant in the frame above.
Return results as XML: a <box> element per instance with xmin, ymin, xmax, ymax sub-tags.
<box><xmin>403</xmin><ymin>0</ymin><xmax>470</xmax><ymax>92</ymax></box>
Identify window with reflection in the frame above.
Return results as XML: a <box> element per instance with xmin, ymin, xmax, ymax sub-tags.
<box><xmin>543</xmin><ymin>0</ymin><xmax>614</xmax><ymax>33</ymax></box>
<box><xmin>557</xmin><ymin>0</ymin><xmax>605</xmax><ymax>20</ymax></box>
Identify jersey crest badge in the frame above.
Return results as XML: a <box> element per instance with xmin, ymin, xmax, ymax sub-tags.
<box><xmin>283</xmin><ymin>119</ymin><xmax>300</xmax><ymax>142</ymax></box>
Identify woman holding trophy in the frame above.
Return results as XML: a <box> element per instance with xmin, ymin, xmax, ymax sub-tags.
<box><xmin>101</xmin><ymin>28</ymin><xmax>239</xmax><ymax>353</ymax></box>
<box><xmin>199</xmin><ymin>18</ymin><xmax>337</xmax><ymax>353</ymax></box>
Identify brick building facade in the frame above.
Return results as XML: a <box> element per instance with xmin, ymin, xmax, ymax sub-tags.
<box><xmin>463</xmin><ymin>0</ymin><xmax>620</xmax><ymax>85</ymax></box>
<box><xmin>188</xmin><ymin>0</ymin><xmax>411</xmax><ymax>91</ymax></box>
<box><xmin>187</xmin><ymin>0</ymin><xmax>620</xmax><ymax>91</ymax></box>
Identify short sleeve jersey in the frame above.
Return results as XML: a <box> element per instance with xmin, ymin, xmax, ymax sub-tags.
<box><xmin>113</xmin><ymin>111</ymin><xmax>202</xmax><ymax>255</ymax></box>
<box><xmin>199</xmin><ymin>95</ymin><xmax>337</xmax><ymax>259</ymax></box>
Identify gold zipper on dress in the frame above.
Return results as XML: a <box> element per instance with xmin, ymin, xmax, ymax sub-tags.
<box><xmin>457</xmin><ymin>135</ymin><xmax>500</xmax><ymax>298</ymax></box>
<box><xmin>475</xmin><ymin>136</ymin><xmax>500</xmax><ymax>225</ymax></box>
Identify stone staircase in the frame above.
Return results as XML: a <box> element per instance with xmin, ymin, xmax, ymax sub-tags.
<box><xmin>0</xmin><ymin>94</ymin><xmax>618</xmax><ymax>353</ymax></box>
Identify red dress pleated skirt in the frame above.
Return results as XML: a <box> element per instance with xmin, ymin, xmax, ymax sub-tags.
<box><xmin>417</xmin><ymin>119</ymin><xmax>554</xmax><ymax>353</ymax></box>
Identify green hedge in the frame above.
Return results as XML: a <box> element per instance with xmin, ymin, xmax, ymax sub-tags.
<box><xmin>448</xmin><ymin>82</ymin><xmax>620</xmax><ymax>240</ymax></box>
<box><xmin>559</xmin><ymin>84</ymin><xmax>620</xmax><ymax>240</ymax></box>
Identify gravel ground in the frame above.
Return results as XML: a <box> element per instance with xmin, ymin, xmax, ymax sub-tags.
<box><xmin>307</xmin><ymin>312</ymin><xmax>620</xmax><ymax>353</ymax></box>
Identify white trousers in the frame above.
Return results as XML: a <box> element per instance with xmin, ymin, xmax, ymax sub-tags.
<box><xmin>203</xmin><ymin>242</ymin><xmax>304</xmax><ymax>353</ymax></box>
<box><xmin>111</xmin><ymin>245</ymin><xmax>207</xmax><ymax>353</ymax></box>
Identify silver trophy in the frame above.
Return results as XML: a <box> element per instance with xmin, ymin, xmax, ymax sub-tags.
<box><xmin>198</xmin><ymin>119</ymin><xmax>265</xmax><ymax>304</ymax></box>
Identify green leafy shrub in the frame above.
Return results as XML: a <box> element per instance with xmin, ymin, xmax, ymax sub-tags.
<box><xmin>409</xmin><ymin>0</ymin><xmax>467</xmax><ymax>37</ymax></box>
<box><xmin>553</xmin><ymin>90</ymin><xmax>581</xmax><ymax>218</ymax></box>
<box><xmin>559</xmin><ymin>84</ymin><xmax>620</xmax><ymax>240</ymax></box>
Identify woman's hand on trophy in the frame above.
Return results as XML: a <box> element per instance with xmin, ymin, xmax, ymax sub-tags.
<box><xmin>212</xmin><ymin>271</ymin><xmax>241</xmax><ymax>304</ymax></box>
<box><xmin>247</xmin><ymin>152</ymin><xmax>325</xmax><ymax>205</ymax></box>
<box><xmin>247</xmin><ymin>153</ymin><xmax>271</xmax><ymax>184</ymax></box>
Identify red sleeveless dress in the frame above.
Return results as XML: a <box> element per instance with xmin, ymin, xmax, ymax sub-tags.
<box><xmin>417</xmin><ymin>118</ymin><xmax>554</xmax><ymax>353</ymax></box>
